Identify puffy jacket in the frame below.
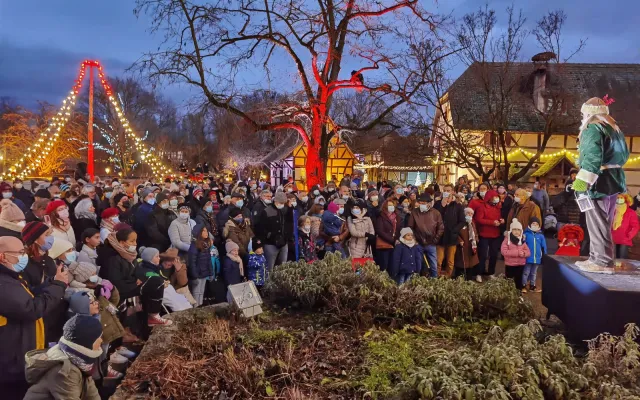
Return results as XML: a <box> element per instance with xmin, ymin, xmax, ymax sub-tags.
<box><xmin>146</xmin><ymin>208</ymin><xmax>177</xmax><ymax>251</ymax></box>
<box><xmin>407</xmin><ymin>207</ymin><xmax>444</xmax><ymax>246</ymax></box>
<box><xmin>255</xmin><ymin>204</ymin><xmax>288</xmax><ymax>248</ymax></box>
<box><xmin>434</xmin><ymin>200</ymin><xmax>466</xmax><ymax>246</ymax></box>
<box><xmin>133</xmin><ymin>202</ymin><xmax>155</xmax><ymax>247</ymax></box>
<box><xmin>507</xmin><ymin>199</ymin><xmax>541</xmax><ymax>233</ymax></box>
<box><xmin>97</xmin><ymin>243</ymin><xmax>139</xmax><ymax>300</ymax></box>
<box><xmin>524</xmin><ymin>228</ymin><xmax>547</xmax><ymax>264</ymax></box>
<box><xmin>500</xmin><ymin>236</ymin><xmax>530</xmax><ymax>267</ymax></box>
<box><xmin>347</xmin><ymin>215</ymin><xmax>375</xmax><ymax>258</ymax></box>
<box><xmin>168</xmin><ymin>217</ymin><xmax>196</xmax><ymax>253</ymax></box>
<box><xmin>222</xmin><ymin>256</ymin><xmax>242</xmax><ymax>286</ymax></box>
<box><xmin>187</xmin><ymin>224</ymin><xmax>219</xmax><ymax>280</ymax></box>
<box><xmin>474</xmin><ymin>190</ymin><xmax>503</xmax><ymax>238</ymax></box>
<box><xmin>24</xmin><ymin>346</ymin><xmax>100</xmax><ymax>400</ymax></box>
<box><xmin>247</xmin><ymin>253</ymin><xmax>267</xmax><ymax>286</ymax></box>
<box><xmin>98</xmin><ymin>288</ymin><xmax>124</xmax><ymax>344</ymax></box>
<box><xmin>0</xmin><ymin>266</ymin><xmax>66</xmax><ymax>384</ymax></box>
<box><xmin>223</xmin><ymin>219</ymin><xmax>254</xmax><ymax>258</ymax></box>
<box><xmin>612</xmin><ymin>207</ymin><xmax>640</xmax><ymax>246</ymax></box>
<box><xmin>390</xmin><ymin>243</ymin><xmax>425</xmax><ymax>277</ymax></box>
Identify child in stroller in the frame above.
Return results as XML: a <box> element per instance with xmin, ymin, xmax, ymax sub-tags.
<box><xmin>555</xmin><ymin>224</ymin><xmax>584</xmax><ymax>257</ymax></box>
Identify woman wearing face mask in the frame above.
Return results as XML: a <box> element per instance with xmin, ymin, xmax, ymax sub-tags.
<box><xmin>374</xmin><ymin>199</ymin><xmax>402</xmax><ymax>272</ymax></box>
<box><xmin>347</xmin><ymin>200</ymin><xmax>375</xmax><ymax>259</ymax></box>
<box><xmin>297</xmin><ymin>215</ymin><xmax>318</xmax><ymax>262</ymax></box>
<box><xmin>223</xmin><ymin>208</ymin><xmax>254</xmax><ymax>260</ymax></box>
<box><xmin>21</xmin><ymin>222</ymin><xmax>58</xmax><ymax>288</ymax></box>
<box><xmin>468</xmin><ymin>183</ymin><xmax>489</xmax><ymax>214</ymax></box>
<box><xmin>46</xmin><ymin>200</ymin><xmax>76</xmax><ymax>244</ymax></box>
<box><xmin>169</xmin><ymin>205</ymin><xmax>197</xmax><ymax>258</ymax></box>
<box><xmin>0</xmin><ymin>198</ymin><xmax>27</xmax><ymax>239</ymax></box>
<box><xmin>98</xmin><ymin>208</ymin><xmax>121</xmax><ymax>244</ymax></box>
<box><xmin>0</xmin><ymin>236</ymin><xmax>67</xmax><ymax>400</ymax></box>
<box><xmin>497</xmin><ymin>183</ymin><xmax>513</xmax><ymax>235</ymax></box>
<box><xmin>195</xmin><ymin>199</ymin><xmax>220</xmax><ymax>244</ymax></box>
<box><xmin>321</xmin><ymin>200</ymin><xmax>349</xmax><ymax>258</ymax></box>
<box><xmin>112</xmin><ymin>193</ymin><xmax>133</xmax><ymax>226</ymax></box>
<box><xmin>72</xmin><ymin>198</ymin><xmax>98</xmax><ymax>244</ymax></box>
<box><xmin>146</xmin><ymin>192</ymin><xmax>177</xmax><ymax>252</ymax></box>
<box><xmin>453</xmin><ymin>208</ymin><xmax>480</xmax><ymax>280</ymax></box>
<box><xmin>396</xmin><ymin>196</ymin><xmax>412</xmax><ymax>228</ymax></box>
<box><xmin>309</xmin><ymin>184</ymin><xmax>322</xmax><ymax>205</ymax></box>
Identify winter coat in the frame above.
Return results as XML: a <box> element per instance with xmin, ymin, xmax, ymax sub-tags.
<box><xmin>390</xmin><ymin>243</ymin><xmax>424</xmax><ymax>277</ymax></box>
<box><xmin>98</xmin><ymin>288</ymin><xmax>125</xmax><ymax>344</ymax></box>
<box><xmin>135</xmin><ymin>260</ymin><xmax>163</xmax><ymax>282</ymax></box>
<box><xmin>146</xmin><ymin>208</ymin><xmax>177</xmax><ymax>251</ymax></box>
<box><xmin>366</xmin><ymin>200</ymin><xmax>381</xmax><ymax>224</ymax></box>
<box><xmin>13</xmin><ymin>187</ymin><xmax>34</xmax><ymax>209</ymax></box>
<box><xmin>474</xmin><ymin>190</ymin><xmax>503</xmax><ymax>239</ymax></box>
<box><xmin>168</xmin><ymin>217</ymin><xmax>196</xmax><ymax>254</ymax></box>
<box><xmin>376</xmin><ymin>209</ymin><xmax>402</xmax><ymax>249</ymax></box>
<box><xmin>322</xmin><ymin>212</ymin><xmax>349</xmax><ymax>246</ymax></box>
<box><xmin>24</xmin><ymin>346</ymin><xmax>100</xmax><ymax>400</ymax></box>
<box><xmin>133</xmin><ymin>202</ymin><xmax>155</xmax><ymax>247</ymax></box>
<box><xmin>51</xmin><ymin>225</ymin><xmax>76</xmax><ymax>245</ymax></box>
<box><xmin>222</xmin><ymin>256</ymin><xmax>243</xmax><ymax>286</ymax></box>
<box><xmin>251</xmin><ymin>200</ymin><xmax>269</xmax><ymax>225</ymax></box>
<box><xmin>500</xmin><ymin>236</ymin><xmax>531</xmax><ymax>267</ymax></box>
<box><xmin>22</xmin><ymin>255</ymin><xmax>57</xmax><ymax>288</ymax></box>
<box><xmin>187</xmin><ymin>238</ymin><xmax>219</xmax><ymax>280</ymax></box>
<box><xmin>247</xmin><ymin>253</ymin><xmax>268</xmax><ymax>286</ymax></box>
<box><xmin>297</xmin><ymin>230</ymin><xmax>318</xmax><ymax>262</ymax></box>
<box><xmin>347</xmin><ymin>215</ymin><xmax>375</xmax><ymax>258</ymax></box>
<box><xmin>72</xmin><ymin>217</ymin><xmax>98</xmax><ymax>244</ymax></box>
<box><xmin>454</xmin><ymin>223</ymin><xmax>479</xmax><ymax>269</ymax></box>
<box><xmin>434</xmin><ymin>200</ymin><xmax>466</xmax><ymax>246</ymax></box>
<box><xmin>97</xmin><ymin>243</ymin><xmax>139</xmax><ymax>300</ymax></box>
<box><xmin>223</xmin><ymin>219</ymin><xmax>254</xmax><ymax>258</ymax></box>
<box><xmin>77</xmin><ymin>245</ymin><xmax>99</xmax><ymax>267</ymax></box>
<box><xmin>468</xmin><ymin>197</ymin><xmax>485</xmax><ymax>214</ymax></box>
<box><xmin>612</xmin><ymin>207</ymin><xmax>640</xmax><ymax>246</ymax></box>
<box><xmin>407</xmin><ymin>208</ymin><xmax>444</xmax><ymax>247</ymax></box>
<box><xmin>524</xmin><ymin>228</ymin><xmax>547</xmax><ymax>264</ymax></box>
<box><xmin>255</xmin><ymin>204</ymin><xmax>288</xmax><ymax>248</ymax></box>
<box><xmin>507</xmin><ymin>199</ymin><xmax>541</xmax><ymax>234</ymax></box>
<box><xmin>195</xmin><ymin>209</ymin><xmax>219</xmax><ymax>240</ymax></box>
<box><xmin>0</xmin><ymin>266</ymin><xmax>66</xmax><ymax>384</ymax></box>
<box><xmin>532</xmin><ymin>188</ymin><xmax>550</xmax><ymax>214</ymax></box>
<box><xmin>0</xmin><ymin>220</ymin><xmax>22</xmax><ymax>239</ymax></box>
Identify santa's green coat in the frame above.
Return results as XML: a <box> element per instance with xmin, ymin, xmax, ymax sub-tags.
<box><xmin>576</xmin><ymin>122</ymin><xmax>629</xmax><ymax>199</ymax></box>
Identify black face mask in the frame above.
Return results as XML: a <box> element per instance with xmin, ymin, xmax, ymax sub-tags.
<box><xmin>121</xmin><ymin>202</ymin><xmax>131</xmax><ymax>209</ymax></box>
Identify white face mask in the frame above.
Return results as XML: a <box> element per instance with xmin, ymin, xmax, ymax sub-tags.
<box><xmin>2</xmin><ymin>192</ymin><xmax>12</xmax><ymax>199</ymax></box>
<box><xmin>370</xmin><ymin>195</ymin><xmax>379</xmax><ymax>202</ymax></box>
<box><xmin>352</xmin><ymin>208</ymin><xmax>361</xmax><ymax>216</ymax></box>
<box><xmin>338</xmin><ymin>208</ymin><xmax>344</xmax><ymax>215</ymax></box>
<box><xmin>514</xmin><ymin>197</ymin><xmax>522</xmax><ymax>204</ymax></box>
<box><xmin>128</xmin><ymin>245</ymin><xmax>137</xmax><ymax>253</ymax></box>
<box><xmin>301</xmin><ymin>196</ymin><xmax>309</xmax><ymax>202</ymax></box>
<box><xmin>419</xmin><ymin>204</ymin><xmax>429</xmax><ymax>212</ymax></box>
<box><xmin>290</xmin><ymin>202</ymin><xmax>297</xmax><ymax>207</ymax></box>
<box><xmin>442</xmin><ymin>192</ymin><xmax>450</xmax><ymax>199</ymax></box>
<box><xmin>479</xmin><ymin>191</ymin><xmax>487</xmax><ymax>198</ymax></box>
<box><xmin>313</xmin><ymin>190</ymin><xmax>320</xmax><ymax>196</ymax></box>
<box><xmin>387</xmin><ymin>205</ymin><xmax>395</xmax><ymax>213</ymax></box>
<box><xmin>14</xmin><ymin>184</ymin><xmax>23</xmax><ymax>189</ymax></box>
<box><xmin>170</xmin><ymin>199</ymin><xmax>179</xmax><ymax>207</ymax></box>
<box><xmin>530</xmin><ymin>225</ymin><xmax>540</xmax><ymax>232</ymax></box>
<box><xmin>16</xmin><ymin>220</ymin><xmax>26</xmax><ymax>228</ymax></box>
<box><xmin>179</xmin><ymin>212</ymin><xmax>190</xmax><ymax>220</ymax></box>
<box><xmin>58</xmin><ymin>209</ymin><xmax>70</xmax><ymax>219</ymax></box>
<box><xmin>275</xmin><ymin>203</ymin><xmax>285</xmax><ymax>210</ymax></box>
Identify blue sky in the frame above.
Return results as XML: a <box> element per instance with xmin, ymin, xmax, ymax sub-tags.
<box><xmin>0</xmin><ymin>0</ymin><xmax>638</xmax><ymax>110</ymax></box>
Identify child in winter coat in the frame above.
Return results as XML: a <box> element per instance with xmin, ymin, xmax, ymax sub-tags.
<box><xmin>523</xmin><ymin>217</ymin><xmax>547</xmax><ymax>293</ymax></box>
<box><xmin>390</xmin><ymin>227</ymin><xmax>425</xmax><ymax>285</ymax></box>
<box><xmin>501</xmin><ymin>218</ymin><xmax>530</xmax><ymax>290</ymax></box>
<box><xmin>322</xmin><ymin>200</ymin><xmax>348</xmax><ymax>258</ymax></box>
<box><xmin>298</xmin><ymin>215</ymin><xmax>318</xmax><ymax>262</ymax></box>
<box><xmin>247</xmin><ymin>238</ymin><xmax>268</xmax><ymax>287</ymax></box>
<box><xmin>222</xmin><ymin>240</ymin><xmax>244</xmax><ymax>286</ymax></box>
<box><xmin>187</xmin><ymin>224</ymin><xmax>220</xmax><ymax>306</ymax></box>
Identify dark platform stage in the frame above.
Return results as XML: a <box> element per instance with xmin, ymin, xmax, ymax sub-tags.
<box><xmin>542</xmin><ymin>255</ymin><xmax>640</xmax><ymax>341</ymax></box>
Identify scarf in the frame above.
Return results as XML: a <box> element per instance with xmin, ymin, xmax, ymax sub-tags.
<box><xmin>467</xmin><ymin>221</ymin><xmax>477</xmax><ymax>249</ymax></box>
<box><xmin>107</xmin><ymin>232</ymin><xmax>137</xmax><ymax>262</ymax></box>
<box><xmin>227</xmin><ymin>253</ymin><xmax>244</xmax><ymax>276</ymax></box>
<box><xmin>510</xmin><ymin>232</ymin><xmax>523</xmax><ymax>246</ymax></box>
<box><xmin>100</xmin><ymin>217</ymin><xmax>115</xmax><ymax>233</ymax></box>
<box><xmin>58</xmin><ymin>338</ymin><xmax>102</xmax><ymax>373</ymax></box>
<box><xmin>399</xmin><ymin>238</ymin><xmax>416</xmax><ymax>248</ymax></box>
<box><xmin>81</xmin><ymin>245</ymin><xmax>98</xmax><ymax>264</ymax></box>
<box><xmin>613</xmin><ymin>203</ymin><xmax>627</xmax><ymax>230</ymax></box>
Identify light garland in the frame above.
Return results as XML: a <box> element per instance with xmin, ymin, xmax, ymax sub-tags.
<box><xmin>2</xmin><ymin>60</ymin><xmax>175</xmax><ymax>180</ymax></box>
<box><xmin>355</xmin><ymin>163</ymin><xmax>432</xmax><ymax>171</ymax></box>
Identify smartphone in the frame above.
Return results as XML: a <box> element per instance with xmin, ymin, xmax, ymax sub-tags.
<box><xmin>56</xmin><ymin>259</ymin><xmax>65</xmax><ymax>272</ymax></box>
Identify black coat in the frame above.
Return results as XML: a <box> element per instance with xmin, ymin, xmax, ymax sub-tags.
<box><xmin>187</xmin><ymin>242</ymin><xmax>214</xmax><ymax>280</ymax></box>
<box><xmin>97</xmin><ymin>243</ymin><xmax>139</xmax><ymax>300</ymax></box>
<box><xmin>13</xmin><ymin>187</ymin><xmax>34</xmax><ymax>209</ymax></box>
<box><xmin>25</xmin><ymin>210</ymin><xmax>44</xmax><ymax>224</ymax></box>
<box><xmin>222</xmin><ymin>256</ymin><xmax>242</xmax><ymax>286</ymax></box>
<box><xmin>72</xmin><ymin>217</ymin><xmax>98</xmax><ymax>244</ymax></box>
<box><xmin>0</xmin><ymin>225</ymin><xmax>22</xmax><ymax>240</ymax></box>
<box><xmin>255</xmin><ymin>204</ymin><xmax>288</xmax><ymax>247</ymax></box>
<box><xmin>251</xmin><ymin>200</ymin><xmax>269</xmax><ymax>225</ymax></box>
<box><xmin>434</xmin><ymin>201</ymin><xmax>466</xmax><ymax>246</ymax></box>
<box><xmin>375</xmin><ymin>212</ymin><xmax>402</xmax><ymax>247</ymax></box>
<box><xmin>146</xmin><ymin>208</ymin><xmax>177</xmax><ymax>251</ymax></box>
<box><xmin>0</xmin><ymin>266</ymin><xmax>65</xmax><ymax>384</ymax></box>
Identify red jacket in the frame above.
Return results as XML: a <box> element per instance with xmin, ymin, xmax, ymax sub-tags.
<box><xmin>612</xmin><ymin>207</ymin><xmax>640</xmax><ymax>246</ymax></box>
<box><xmin>468</xmin><ymin>197</ymin><xmax>484</xmax><ymax>214</ymax></box>
<box><xmin>474</xmin><ymin>190</ymin><xmax>502</xmax><ymax>238</ymax></box>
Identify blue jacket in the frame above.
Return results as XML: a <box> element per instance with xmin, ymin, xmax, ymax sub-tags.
<box><xmin>187</xmin><ymin>241</ymin><xmax>220</xmax><ymax>280</ymax></box>
<box><xmin>247</xmin><ymin>253</ymin><xmax>267</xmax><ymax>286</ymax></box>
<box><xmin>322</xmin><ymin>212</ymin><xmax>343</xmax><ymax>236</ymax></box>
<box><xmin>524</xmin><ymin>228</ymin><xmax>547</xmax><ymax>264</ymax></box>
<box><xmin>390</xmin><ymin>242</ymin><xmax>424</xmax><ymax>277</ymax></box>
<box><xmin>222</xmin><ymin>256</ymin><xmax>242</xmax><ymax>286</ymax></box>
<box><xmin>133</xmin><ymin>202</ymin><xmax>155</xmax><ymax>247</ymax></box>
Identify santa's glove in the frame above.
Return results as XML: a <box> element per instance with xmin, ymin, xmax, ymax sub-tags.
<box><xmin>572</xmin><ymin>178</ymin><xmax>588</xmax><ymax>192</ymax></box>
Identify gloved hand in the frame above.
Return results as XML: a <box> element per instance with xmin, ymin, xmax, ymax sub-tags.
<box><xmin>572</xmin><ymin>178</ymin><xmax>588</xmax><ymax>192</ymax></box>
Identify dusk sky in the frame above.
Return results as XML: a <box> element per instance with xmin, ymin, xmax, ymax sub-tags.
<box><xmin>1</xmin><ymin>0</ymin><xmax>639</xmax><ymax>110</ymax></box>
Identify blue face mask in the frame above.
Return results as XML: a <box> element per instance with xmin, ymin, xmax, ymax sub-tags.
<box><xmin>204</xmin><ymin>206</ymin><xmax>213</xmax><ymax>213</ymax></box>
<box><xmin>234</xmin><ymin>216</ymin><xmax>243</xmax><ymax>223</ymax></box>
<box><xmin>146</xmin><ymin>197</ymin><xmax>156</xmax><ymax>205</ymax></box>
<box><xmin>41</xmin><ymin>235</ymin><xmax>55</xmax><ymax>251</ymax></box>
<box><xmin>64</xmin><ymin>251</ymin><xmax>77</xmax><ymax>265</ymax></box>
<box><xmin>13</xmin><ymin>254</ymin><xmax>29</xmax><ymax>272</ymax></box>
<box><xmin>235</xmin><ymin>200</ymin><xmax>244</xmax><ymax>208</ymax></box>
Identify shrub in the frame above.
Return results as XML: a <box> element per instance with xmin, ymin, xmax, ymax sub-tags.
<box><xmin>400</xmin><ymin>321</ymin><xmax>640</xmax><ymax>399</ymax></box>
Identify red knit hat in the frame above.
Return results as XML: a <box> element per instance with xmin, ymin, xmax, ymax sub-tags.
<box><xmin>101</xmin><ymin>207</ymin><xmax>119</xmax><ymax>220</ymax></box>
<box><xmin>45</xmin><ymin>199</ymin><xmax>67</xmax><ymax>215</ymax></box>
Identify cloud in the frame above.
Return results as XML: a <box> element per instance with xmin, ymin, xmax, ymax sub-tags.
<box><xmin>0</xmin><ymin>42</ymin><xmax>131</xmax><ymax>107</ymax></box>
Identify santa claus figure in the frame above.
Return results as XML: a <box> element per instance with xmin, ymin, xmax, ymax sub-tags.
<box><xmin>573</xmin><ymin>96</ymin><xmax>629</xmax><ymax>272</ymax></box>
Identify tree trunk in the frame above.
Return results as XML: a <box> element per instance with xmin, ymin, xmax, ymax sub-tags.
<box><xmin>305</xmin><ymin>143</ymin><xmax>325</xmax><ymax>190</ymax></box>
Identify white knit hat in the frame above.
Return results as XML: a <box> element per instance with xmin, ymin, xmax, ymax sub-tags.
<box><xmin>509</xmin><ymin>218</ymin><xmax>523</xmax><ymax>231</ymax></box>
<box><xmin>49</xmin><ymin>237</ymin><xmax>74</xmax><ymax>260</ymax></box>
<box><xmin>400</xmin><ymin>227</ymin><xmax>413</xmax><ymax>238</ymax></box>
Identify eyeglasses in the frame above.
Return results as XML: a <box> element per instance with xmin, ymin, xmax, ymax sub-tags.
<box><xmin>6</xmin><ymin>250</ymin><xmax>26</xmax><ymax>256</ymax></box>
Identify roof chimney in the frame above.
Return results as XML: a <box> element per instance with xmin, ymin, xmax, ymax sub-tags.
<box><xmin>531</xmin><ymin>52</ymin><xmax>556</xmax><ymax>112</ymax></box>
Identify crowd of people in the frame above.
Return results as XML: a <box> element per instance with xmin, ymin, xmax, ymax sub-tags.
<box><xmin>1</xmin><ymin>168</ymin><xmax>639</xmax><ymax>399</ymax></box>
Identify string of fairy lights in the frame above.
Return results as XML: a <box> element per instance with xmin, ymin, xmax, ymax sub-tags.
<box><xmin>0</xmin><ymin>60</ymin><xmax>174</xmax><ymax>181</ymax></box>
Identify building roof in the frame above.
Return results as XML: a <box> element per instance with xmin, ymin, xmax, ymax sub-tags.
<box><xmin>446</xmin><ymin>62</ymin><xmax>640</xmax><ymax>135</ymax></box>
<box><xmin>349</xmin><ymin>132</ymin><xmax>431</xmax><ymax>166</ymax></box>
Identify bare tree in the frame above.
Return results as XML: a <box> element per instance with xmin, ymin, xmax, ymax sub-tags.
<box><xmin>133</xmin><ymin>0</ymin><xmax>450</xmax><ymax>188</ymax></box>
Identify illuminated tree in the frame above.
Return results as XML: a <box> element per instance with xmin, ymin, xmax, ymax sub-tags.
<box><xmin>134</xmin><ymin>0</ymin><xmax>449</xmax><ymax>188</ymax></box>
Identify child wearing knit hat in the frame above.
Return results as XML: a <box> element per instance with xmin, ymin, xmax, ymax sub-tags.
<box><xmin>222</xmin><ymin>240</ymin><xmax>244</xmax><ymax>286</ymax></box>
<box><xmin>247</xmin><ymin>238</ymin><xmax>267</xmax><ymax>287</ymax></box>
<box><xmin>500</xmin><ymin>218</ymin><xmax>531</xmax><ymax>290</ymax></box>
<box><xmin>522</xmin><ymin>217</ymin><xmax>547</xmax><ymax>293</ymax></box>
<box><xmin>390</xmin><ymin>227</ymin><xmax>424</xmax><ymax>284</ymax></box>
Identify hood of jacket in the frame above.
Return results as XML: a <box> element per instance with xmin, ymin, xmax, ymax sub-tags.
<box><xmin>24</xmin><ymin>346</ymin><xmax>70</xmax><ymax>384</ymax></box>
<box><xmin>484</xmin><ymin>190</ymin><xmax>500</xmax><ymax>204</ymax></box>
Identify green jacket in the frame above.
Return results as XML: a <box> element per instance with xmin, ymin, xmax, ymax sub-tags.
<box><xmin>577</xmin><ymin>122</ymin><xmax>629</xmax><ymax>199</ymax></box>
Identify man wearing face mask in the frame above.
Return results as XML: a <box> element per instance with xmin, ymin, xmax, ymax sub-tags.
<box><xmin>0</xmin><ymin>182</ymin><xmax>28</xmax><ymax>214</ymax></box>
<box><xmin>433</xmin><ymin>184</ymin><xmax>467</xmax><ymax>277</ymax></box>
<box><xmin>216</xmin><ymin>192</ymin><xmax>248</xmax><ymax>231</ymax></box>
<box><xmin>252</xmin><ymin>190</ymin><xmax>273</xmax><ymax>225</ymax></box>
<box><xmin>366</xmin><ymin>188</ymin><xmax>381</xmax><ymax>223</ymax></box>
<box><xmin>474</xmin><ymin>190</ymin><xmax>504</xmax><ymax>279</ymax></box>
<box><xmin>133</xmin><ymin>187</ymin><xmax>158</xmax><ymax>248</ymax></box>
<box><xmin>0</xmin><ymin>236</ymin><xmax>68</xmax><ymax>399</ymax></box>
<box><xmin>322</xmin><ymin>182</ymin><xmax>338</xmax><ymax>200</ymax></box>
<box><xmin>407</xmin><ymin>193</ymin><xmax>443</xmax><ymax>277</ymax></box>
<box><xmin>12</xmin><ymin>178</ymin><xmax>34</xmax><ymax>209</ymax></box>
<box><xmin>296</xmin><ymin>190</ymin><xmax>310</xmax><ymax>213</ymax></box>
<box><xmin>497</xmin><ymin>183</ymin><xmax>513</xmax><ymax>236</ymax></box>
<box><xmin>146</xmin><ymin>192</ymin><xmax>177</xmax><ymax>251</ymax></box>
<box><xmin>246</xmin><ymin>180</ymin><xmax>259</xmax><ymax>209</ymax></box>
<box><xmin>507</xmin><ymin>189</ymin><xmax>541</xmax><ymax>234</ymax></box>
<box><xmin>531</xmin><ymin>181</ymin><xmax>550</xmax><ymax>219</ymax></box>
<box><xmin>255</xmin><ymin>192</ymin><xmax>290</xmax><ymax>270</ymax></box>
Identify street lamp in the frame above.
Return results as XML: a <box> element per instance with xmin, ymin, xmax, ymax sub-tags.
<box><xmin>105</xmin><ymin>167</ymin><xmax>111</xmax><ymax>175</ymax></box>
